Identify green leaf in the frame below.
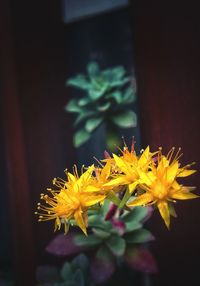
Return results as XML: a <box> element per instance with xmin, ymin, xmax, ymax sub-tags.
<box><xmin>71</xmin><ymin>254</ymin><xmax>89</xmax><ymax>274</ymax></box>
<box><xmin>73</xmin><ymin>129</ymin><xmax>91</xmax><ymax>147</ymax></box>
<box><xmin>124</xmin><ymin>229</ymin><xmax>155</xmax><ymax>244</ymax></box>
<box><xmin>110</xmin><ymin>77</ymin><xmax>130</xmax><ymax>88</ymax></box>
<box><xmin>122</xmin><ymin>207</ymin><xmax>149</xmax><ymax>224</ymax></box>
<box><xmin>105</xmin><ymin>129</ymin><xmax>121</xmax><ymax>152</ymax></box>
<box><xmin>106</xmin><ymin>235</ymin><xmax>126</xmax><ymax>257</ymax></box>
<box><xmin>74</xmin><ymin>234</ymin><xmax>102</xmax><ymax>247</ymax></box>
<box><xmin>111</xmin><ymin>66</ymin><xmax>126</xmax><ymax>80</ymax></box>
<box><xmin>111</xmin><ymin>111</ymin><xmax>137</xmax><ymax>128</ymax></box>
<box><xmin>72</xmin><ymin>269</ymin><xmax>85</xmax><ymax>286</ymax></box>
<box><xmin>92</xmin><ymin>228</ymin><xmax>111</xmax><ymax>239</ymax></box>
<box><xmin>102</xmin><ymin>199</ymin><xmax>111</xmax><ymax>217</ymax></box>
<box><xmin>125</xmin><ymin>222</ymin><xmax>142</xmax><ymax>232</ymax></box>
<box><xmin>87</xmin><ymin>61</ymin><xmax>100</xmax><ymax>77</ymax></box>
<box><xmin>106</xmin><ymin>191</ymin><xmax>121</xmax><ymax>207</ymax></box>
<box><xmin>78</xmin><ymin>97</ymin><xmax>91</xmax><ymax>107</ymax></box>
<box><xmin>122</xmin><ymin>87</ymin><xmax>136</xmax><ymax>104</ymax></box>
<box><xmin>89</xmin><ymin>78</ymin><xmax>109</xmax><ymax>100</ymax></box>
<box><xmin>106</xmin><ymin>91</ymin><xmax>123</xmax><ymax>104</ymax></box>
<box><xmin>88</xmin><ymin>214</ymin><xmax>112</xmax><ymax>232</ymax></box>
<box><xmin>67</xmin><ymin>75</ymin><xmax>90</xmax><ymax>90</ymax></box>
<box><xmin>96</xmin><ymin>102</ymin><xmax>111</xmax><ymax>112</ymax></box>
<box><xmin>102</xmin><ymin>66</ymin><xmax>130</xmax><ymax>87</ymax></box>
<box><xmin>74</xmin><ymin>111</ymin><xmax>96</xmax><ymax>126</ymax></box>
<box><xmin>87</xmin><ymin>214</ymin><xmax>102</xmax><ymax>227</ymax></box>
<box><xmin>102</xmin><ymin>66</ymin><xmax>126</xmax><ymax>83</ymax></box>
<box><xmin>119</xmin><ymin>188</ymin><xmax>132</xmax><ymax>209</ymax></box>
<box><xmin>65</xmin><ymin>99</ymin><xmax>81</xmax><ymax>113</ymax></box>
<box><xmin>101</xmin><ymin>69</ymin><xmax>113</xmax><ymax>81</ymax></box>
<box><xmin>61</xmin><ymin>262</ymin><xmax>72</xmax><ymax>281</ymax></box>
<box><xmin>85</xmin><ymin>117</ymin><xmax>103</xmax><ymax>132</ymax></box>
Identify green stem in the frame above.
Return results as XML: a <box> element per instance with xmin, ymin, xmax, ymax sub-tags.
<box><xmin>105</xmin><ymin>122</ymin><xmax>121</xmax><ymax>152</ymax></box>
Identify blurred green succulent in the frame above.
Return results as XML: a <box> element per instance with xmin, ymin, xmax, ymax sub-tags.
<box><xmin>65</xmin><ymin>62</ymin><xmax>137</xmax><ymax>148</ymax></box>
<box><xmin>36</xmin><ymin>254</ymin><xmax>94</xmax><ymax>286</ymax></box>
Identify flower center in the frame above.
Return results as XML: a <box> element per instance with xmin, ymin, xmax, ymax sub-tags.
<box><xmin>152</xmin><ymin>180</ymin><xmax>169</xmax><ymax>200</ymax></box>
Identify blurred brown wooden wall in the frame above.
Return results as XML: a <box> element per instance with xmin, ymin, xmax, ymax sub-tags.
<box><xmin>0</xmin><ymin>0</ymin><xmax>74</xmax><ymax>285</ymax></box>
<box><xmin>0</xmin><ymin>0</ymin><xmax>200</xmax><ymax>285</ymax></box>
<box><xmin>131</xmin><ymin>1</ymin><xmax>200</xmax><ymax>285</ymax></box>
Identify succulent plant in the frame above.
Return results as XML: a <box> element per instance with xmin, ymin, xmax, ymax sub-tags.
<box><xmin>45</xmin><ymin>201</ymin><xmax>157</xmax><ymax>285</ymax></box>
<box><xmin>65</xmin><ymin>62</ymin><xmax>137</xmax><ymax>148</ymax></box>
<box><xmin>36</xmin><ymin>254</ymin><xmax>94</xmax><ymax>286</ymax></box>
<box><xmin>73</xmin><ymin>201</ymin><xmax>157</xmax><ymax>284</ymax></box>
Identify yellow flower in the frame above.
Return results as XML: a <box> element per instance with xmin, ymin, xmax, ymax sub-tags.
<box><xmin>128</xmin><ymin>148</ymin><xmax>197</xmax><ymax>228</ymax></box>
<box><xmin>35</xmin><ymin>165</ymin><xmax>105</xmax><ymax>235</ymax></box>
<box><xmin>104</xmin><ymin>145</ymin><xmax>153</xmax><ymax>193</ymax></box>
<box><xmin>93</xmin><ymin>160</ymin><xmax>125</xmax><ymax>195</ymax></box>
<box><xmin>94</xmin><ymin>161</ymin><xmax>112</xmax><ymax>191</ymax></box>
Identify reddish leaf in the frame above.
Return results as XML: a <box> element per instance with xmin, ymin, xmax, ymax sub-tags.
<box><xmin>46</xmin><ymin>233</ymin><xmax>87</xmax><ymax>257</ymax></box>
<box><xmin>105</xmin><ymin>203</ymin><xmax>118</xmax><ymax>220</ymax></box>
<box><xmin>111</xmin><ymin>218</ymin><xmax>126</xmax><ymax>235</ymax></box>
<box><xmin>125</xmin><ymin>246</ymin><xmax>158</xmax><ymax>273</ymax></box>
<box><xmin>90</xmin><ymin>246</ymin><xmax>116</xmax><ymax>284</ymax></box>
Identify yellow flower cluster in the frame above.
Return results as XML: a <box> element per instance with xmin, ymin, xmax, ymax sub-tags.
<box><xmin>35</xmin><ymin>142</ymin><xmax>198</xmax><ymax>234</ymax></box>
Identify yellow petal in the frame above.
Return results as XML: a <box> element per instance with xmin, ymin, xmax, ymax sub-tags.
<box><xmin>103</xmin><ymin>176</ymin><xmax>128</xmax><ymax>187</ymax></box>
<box><xmin>64</xmin><ymin>220</ymin><xmax>70</xmax><ymax>234</ymax></box>
<box><xmin>171</xmin><ymin>188</ymin><xmax>199</xmax><ymax>200</ymax></box>
<box><xmin>157</xmin><ymin>157</ymin><xmax>169</xmax><ymax>176</ymax></box>
<box><xmin>54</xmin><ymin>217</ymin><xmax>61</xmax><ymax>231</ymax></box>
<box><xmin>85</xmin><ymin>185</ymin><xmax>101</xmax><ymax>192</ymax></box>
<box><xmin>166</xmin><ymin>161</ymin><xmax>179</xmax><ymax>183</ymax></box>
<box><xmin>178</xmin><ymin>169</ymin><xmax>196</xmax><ymax>177</ymax></box>
<box><xmin>80</xmin><ymin>165</ymin><xmax>94</xmax><ymax>182</ymax></box>
<box><xmin>168</xmin><ymin>203</ymin><xmax>177</xmax><ymax>218</ymax></box>
<box><xmin>138</xmin><ymin>170</ymin><xmax>153</xmax><ymax>186</ymax></box>
<box><xmin>128</xmin><ymin>181</ymin><xmax>138</xmax><ymax>193</ymax></box>
<box><xmin>113</xmin><ymin>154</ymin><xmax>132</xmax><ymax>175</ymax></box>
<box><xmin>101</xmin><ymin>162</ymin><xmax>111</xmax><ymax>180</ymax></box>
<box><xmin>83</xmin><ymin>194</ymin><xmax>105</xmax><ymax>206</ymax></box>
<box><xmin>67</xmin><ymin>172</ymin><xmax>76</xmax><ymax>182</ymax></box>
<box><xmin>138</xmin><ymin>146</ymin><xmax>150</xmax><ymax>166</ymax></box>
<box><xmin>171</xmin><ymin>180</ymin><xmax>181</xmax><ymax>190</ymax></box>
<box><xmin>74</xmin><ymin>209</ymin><xmax>87</xmax><ymax>235</ymax></box>
<box><xmin>157</xmin><ymin>201</ymin><xmax>170</xmax><ymax>229</ymax></box>
<box><xmin>128</xmin><ymin>193</ymin><xmax>153</xmax><ymax>207</ymax></box>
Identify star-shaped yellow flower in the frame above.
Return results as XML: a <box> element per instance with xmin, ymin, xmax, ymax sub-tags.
<box><xmin>128</xmin><ymin>148</ymin><xmax>197</xmax><ymax>228</ymax></box>
<box><xmin>104</xmin><ymin>145</ymin><xmax>153</xmax><ymax>194</ymax></box>
<box><xmin>36</xmin><ymin>165</ymin><xmax>105</xmax><ymax>235</ymax></box>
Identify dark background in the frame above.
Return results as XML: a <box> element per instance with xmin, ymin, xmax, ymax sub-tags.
<box><xmin>0</xmin><ymin>0</ymin><xmax>200</xmax><ymax>285</ymax></box>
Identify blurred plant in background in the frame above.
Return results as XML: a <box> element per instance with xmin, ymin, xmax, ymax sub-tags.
<box><xmin>65</xmin><ymin>62</ymin><xmax>137</xmax><ymax>149</ymax></box>
<box><xmin>36</xmin><ymin>254</ymin><xmax>93</xmax><ymax>286</ymax></box>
